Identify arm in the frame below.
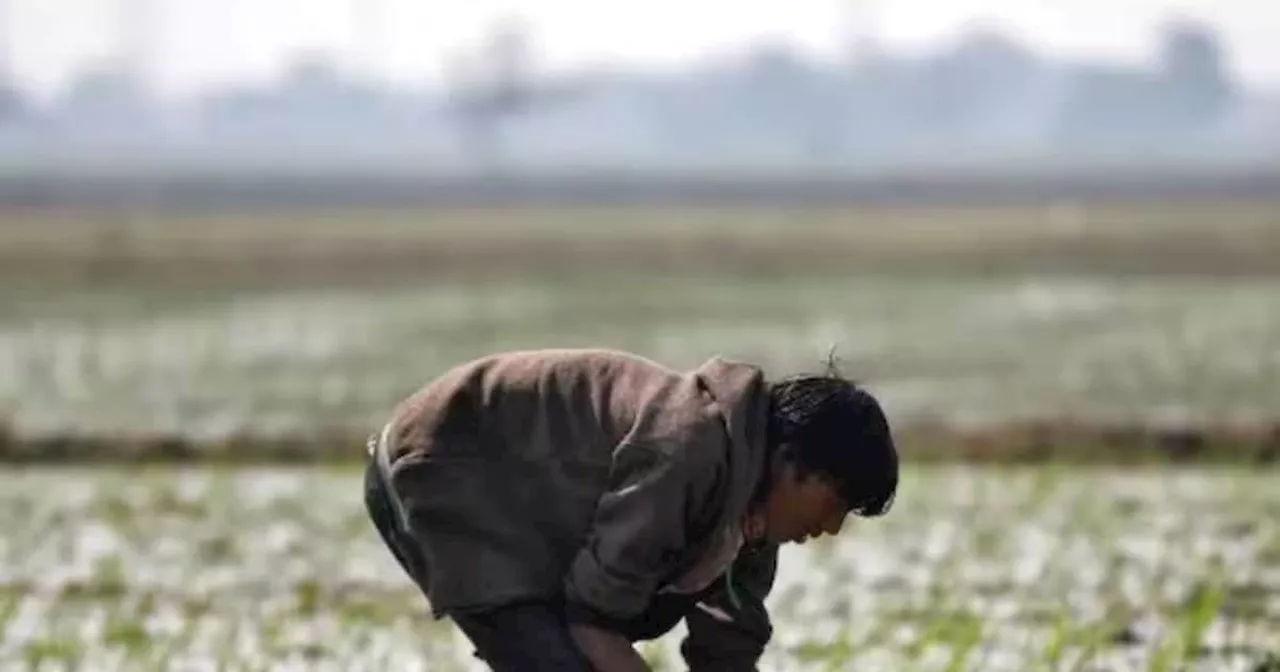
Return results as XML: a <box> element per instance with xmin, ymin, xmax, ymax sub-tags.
<box><xmin>562</xmin><ymin>439</ymin><xmax>724</xmax><ymax>672</ymax></box>
<box><xmin>569</xmin><ymin>623</ymin><xmax>651</xmax><ymax>672</ymax></box>
<box><xmin>680</xmin><ymin>541</ymin><xmax>780</xmax><ymax>672</ymax></box>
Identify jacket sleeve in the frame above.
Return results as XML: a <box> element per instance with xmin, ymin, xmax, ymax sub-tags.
<box><xmin>680</xmin><ymin>541</ymin><xmax>780</xmax><ymax>672</ymax></box>
<box><xmin>563</xmin><ymin>438</ymin><xmax>723</xmax><ymax>628</ymax></box>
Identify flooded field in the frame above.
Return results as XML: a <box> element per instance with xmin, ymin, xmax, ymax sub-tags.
<box><xmin>2</xmin><ymin>274</ymin><xmax>1279</xmax><ymax>443</ymax></box>
<box><xmin>0</xmin><ymin>465</ymin><xmax>1276</xmax><ymax>671</ymax></box>
<box><xmin>1</xmin><ymin>202</ymin><xmax>1276</xmax><ymax>668</ymax></box>
<box><xmin>2</xmin><ymin>201</ymin><xmax>1279</xmax><ymax>448</ymax></box>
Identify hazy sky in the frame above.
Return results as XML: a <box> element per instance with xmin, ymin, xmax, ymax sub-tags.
<box><xmin>2</xmin><ymin>0</ymin><xmax>1278</xmax><ymax>99</ymax></box>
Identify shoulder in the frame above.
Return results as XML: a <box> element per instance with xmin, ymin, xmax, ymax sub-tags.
<box><xmin>472</xmin><ymin>348</ymin><xmax>721</xmax><ymax>447</ymax></box>
<box><xmin>394</xmin><ymin>348</ymin><xmax>658</xmax><ymax>403</ymax></box>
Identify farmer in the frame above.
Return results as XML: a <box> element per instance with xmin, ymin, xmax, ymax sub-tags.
<box><xmin>363</xmin><ymin>348</ymin><xmax>898</xmax><ymax>671</ymax></box>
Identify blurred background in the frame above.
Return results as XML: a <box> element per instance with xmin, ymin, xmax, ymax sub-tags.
<box><xmin>0</xmin><ymin>2</ymin><xmax>1278</xmax><ymax>670</ymax></box>
<box><xmin>0</xmin><ymin>0</ymin><xmax>1278</xmax><ymax>174</ymax></box>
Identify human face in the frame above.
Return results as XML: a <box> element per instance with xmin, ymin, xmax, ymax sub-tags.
<box><xmin>758</xmin><ymin>462</ymin><xmax>849</xmax><ymax>545</ymax></box>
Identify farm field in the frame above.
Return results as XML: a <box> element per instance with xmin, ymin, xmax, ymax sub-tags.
<box><xmin>1</xmin><ymin>199</ymin><xmax>1278</xmax><ymax>669</ymax></box>
<box><xmin>0</xmin><ymin>465</ymin><xmax>1276</xmax><ymax>671</ymax></box>
<box><xmin>1</xmin><ymin>200</ymin><xmax>1279</xmax><ymax>454</ymax></box>
<box><xmin>2</xmin><ymin>272</ymin><xmax>1280</xmax><ymax>445</ymax></box>
<box><xmin>2</xmin><ymin>200</ymin><xmax>1279</xmax><ymax>284</ymax></box>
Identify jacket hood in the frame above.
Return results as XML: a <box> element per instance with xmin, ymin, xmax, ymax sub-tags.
<box><xmin>693</xmin><ymin>357</ymin><xmax>772</xmax><ymax>524</ymax></box>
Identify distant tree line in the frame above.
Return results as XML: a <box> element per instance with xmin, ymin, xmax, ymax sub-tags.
<box><xmin>0</xmin><ymin>17</ymin><xmax>1272</xmax><ymax>174</ymax></box>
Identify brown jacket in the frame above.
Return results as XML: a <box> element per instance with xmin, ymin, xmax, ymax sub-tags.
<box><xmin>382</xmin><ymin>348</ymin><xmax>778</xmax><ymax>665</ymax></box>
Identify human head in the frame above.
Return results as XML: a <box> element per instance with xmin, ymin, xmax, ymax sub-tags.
<box><xmin>750</xmin><ymin>358</ymin><xmax>898</xmax><ymax>545</ymax></box>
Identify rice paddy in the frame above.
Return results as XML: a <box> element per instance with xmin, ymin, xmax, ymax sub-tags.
<box><xmin>0</xmin><ymin>273</ymin><xmax>1278</xmax><ymax>445</ymax></box>
<box><xmin>1</xmin><ymin>200</ymin><xmax>1278</xmax><ymax>669</ymax></box>
<box><xmin>0</xmin><ymin>466</ymin><xmax>1276</xmax><ymax>671</ymax></box>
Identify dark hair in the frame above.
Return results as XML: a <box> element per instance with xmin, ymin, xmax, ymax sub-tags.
<box><xmin>764</xmin><ymin>356</ymin><xmax>898</xmax><ymax>517</ymax></box>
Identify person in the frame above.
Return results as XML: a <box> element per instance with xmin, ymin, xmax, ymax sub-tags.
<box><xmin>362</xmin><ymin>347</ymin><xmax>898</xmax><ymax>671</ymax></box>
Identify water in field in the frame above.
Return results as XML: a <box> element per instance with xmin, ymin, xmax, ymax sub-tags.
<box><xmin>0</xmin><ymin>466</ymin><xmax>1276</xmax><ymax>671</ymax></box>
<box><xmin>1</xmin><ymin>274</ymin><xmax>1279</xmax><ymax>439</ymax></box>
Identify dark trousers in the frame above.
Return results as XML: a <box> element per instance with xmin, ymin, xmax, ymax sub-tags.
<box><xmin>363</xmin><ymin>460</ymin><xmax>596</xmax><ymax>671</ymax></box>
